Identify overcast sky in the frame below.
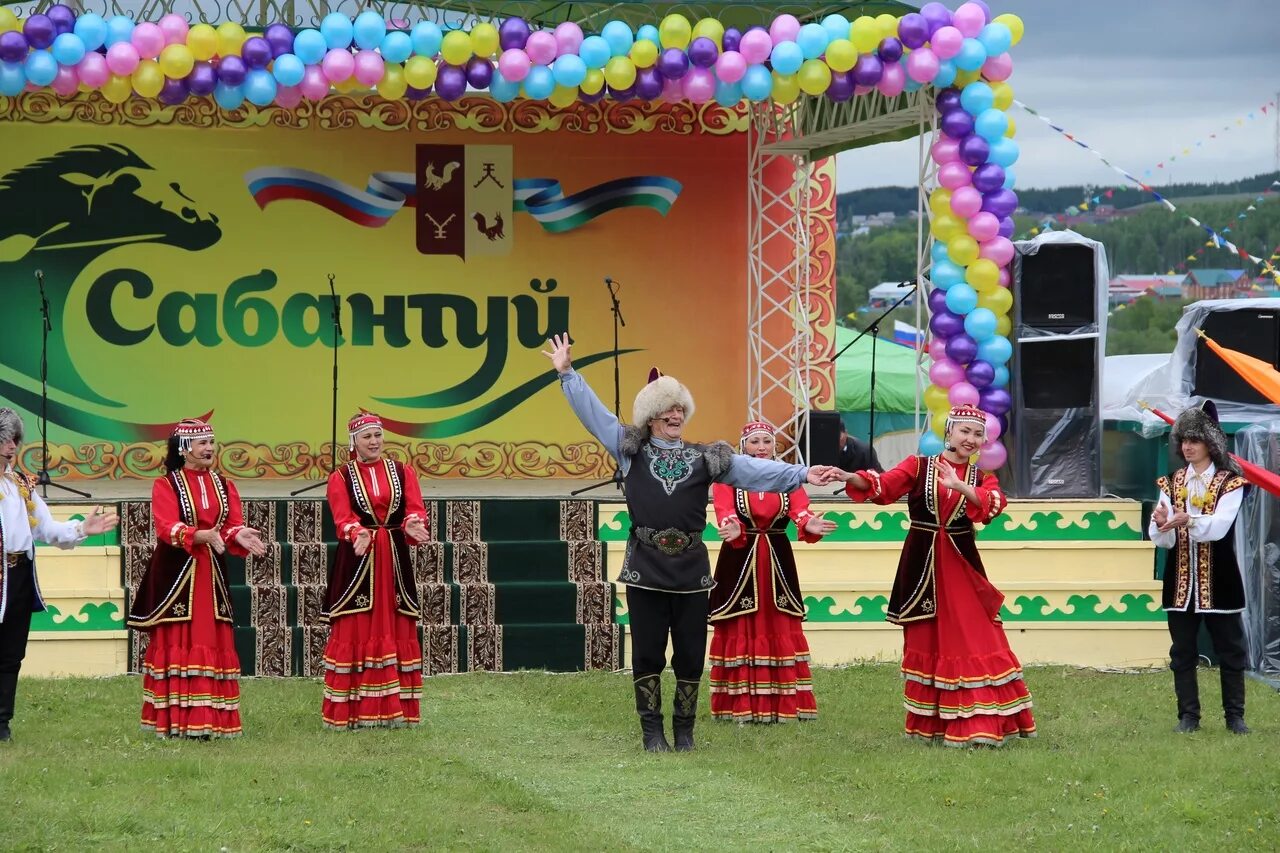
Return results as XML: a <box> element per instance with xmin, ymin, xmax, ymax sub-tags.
<box><xmin>836</xmin><ymin>0</ymin><xmax>1280</xmax><ymax>191</ymax></box>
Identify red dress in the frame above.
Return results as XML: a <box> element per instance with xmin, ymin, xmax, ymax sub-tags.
<box><xmin>322</xmin><ymin>459</ymin><xmax>426</xmax><ymax>729</ymax></box>
<box><xmin>846</xmin><ymin>455</ymin><xmax>1036</xmax><ymax>747</ymax></box>
<box><xmin>707</xmin><ymin>485</ymin><xmax>823</xmax><ymax>723</ymax></box>
<box><xmin>135</xmin><ymin>468</ymin><xmax>247</xmax><ymax>739</ymax></box>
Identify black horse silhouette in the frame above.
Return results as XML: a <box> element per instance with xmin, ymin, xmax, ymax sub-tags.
<box><xmin>0</xmin><ymin>144</ymin><xmax>220</xmax><ymax>407</ymax></box>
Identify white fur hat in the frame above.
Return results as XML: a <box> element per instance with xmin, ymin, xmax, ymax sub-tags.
<box><xmin>0</xmin><ymin>407</ymin><xmax>24</xmax><ymax>445</ymax></box>
<box><xmin>632</xmin><ymin>368</ymin><xmax>695</xmax><ymax>425</ymax></box>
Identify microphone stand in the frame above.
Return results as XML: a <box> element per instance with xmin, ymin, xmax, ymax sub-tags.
<box><xmin>292</xmin><ymin>274</ymin><xmax>341</xmax><ymax>497</ymax></box>
<box><xmin>572</xmin><ymin>277</ymin><xmax>627</xmax><ymax>497</ymax></box>
<box><xmin>33</xmin><ymin>270</ymin><xmax>90</xmax><ymax>498</ymax></box>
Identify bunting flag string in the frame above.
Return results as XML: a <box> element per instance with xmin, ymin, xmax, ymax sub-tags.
<box><xmin>1144</xmin><ymin>99</ymin><xmax>1277</xmax><ymax>177</ymax></box>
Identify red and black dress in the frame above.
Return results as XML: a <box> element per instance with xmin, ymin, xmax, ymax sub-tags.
<box><xmin>322</xmin><ymin>458</ymin><xmax>426</xmax><ymax>729</ymax></box>
<box><xmin>845</xmin><ymin>455</ymin><xmax>1036</xmax><ymax>746</ymax></box>
<box><xmin>128</xmin><ymin>468</ymin><xmax>247</xmax><ymax>739</ymax></box>
<box><xmin>708</xmin><ymin>485</ymin><xmax>823</xmax><ymax>722</ymax></box>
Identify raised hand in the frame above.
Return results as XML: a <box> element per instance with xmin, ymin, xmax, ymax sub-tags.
<box><xmin>1159</xmin><ymin>509</ymin><xmax>1190</xmax><ymax>533</ymax></box>
<box><xmin>236</xmin><ymin>527</ymin><xmax>268</xmax><ymax>558</ymax></box>
<box><xmin>1151</xmin><ymin>503</ymin><xmax>1169</xmax><ymax>530</ymax></box>
<box><xmin>541</xmin><ymin>333</ymin><xmax>573</xmax><ymax>374</ymax></box>
<box><xmin>717</xmin><ymin>518</ymin><xmax>742</xmax><ymax>541</ymax></box>
<box><xmin>82</xmin><ymin>506</ymin><xmax>119</xmax><ymax>536</ymax></box>
<box><xmin>806</xmin><ymin>465</ymin><xmax>839</xmax><ymax>486</ymax></box>
<box><xmin>938</xmin><ymin>467</ymin><xmax>965</xmax><ymax>493</ymax></box>
<box><xmin>404</xmin><ymin>517</ymin><xmax>430</xmax><ymax>544</ymax></box>
<box><xmin>804</xmin><ymin>514</ymin><xmax>838</xmax><ymax>536</ymax></box>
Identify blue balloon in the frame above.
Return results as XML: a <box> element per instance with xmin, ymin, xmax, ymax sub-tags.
<box><xmin>931</xmin><ymin>259</ymin><xmax>966</xmax><ymax>290</ymax></box>
<box><xmin>320</xmin><ymin>13</ymin><xmax>354</xmax><ymax>49</ymax></box>
<box><xmin>1002</xmin><ymin>167</ymin><xmax>1017</xmax><ymax>190</ymax></box>
<box><xmin>579</xmin><ymin>35</ymin><xmax>611</xmax><ymax>69</ymax></box>
<box><xmin>974</xmin><ymin>108</ymin><xmax>1008</xmax><ymax>142</ymax></box>
<box><xmin>601</xmin><ymin>21</ymin><xmax>633</xmax><ymax>56</ymax></box>
<box><xmin>51</xmin><ymin>32</ymin><xmax>86</xmax><ymax>66</ymax></box>
<box><xmin>978</xmin><ymin>23</ymin><xmax>1012</xmax><ymax>56</ymax></box>
<box><xmin>741</xmin><ymin>65</ymin><xmax>772</xmax><ymax>102</ymax></box>
<box><xmin>796</xmin><ymin>23</ymin><xmax>829</xmax><ymax>60</ymax></box>
<box><xmin>636</xmin><ymin>25</ymin><xmax>660</xmax><ymax>47</ymax></box>
<box><xmin>214</xmin><ymin>81</ymin><xmax>245</xmax><ymax>110</ymax></box>
<box><xmin>964</xmin><ymin>307</ymin><xmax>998</xmax><ymax>342</ymax></box>
<box><xmin>243</xmin><ymin>69</ymin><xmax>277</xmax><ymax>106</ymax></box>
<box><xmin>954</xmin><ymin>38</ymin><xmax>988</xmax><ymax>71</ymax></box>
<box><xmin>104</xmin><ymin>15</ymin><xmax>134</xmax><ymax>47</ymax></box>
<box><xmin>988</xmin><ymin>137</ymin><xmax>1020</xmax><ymax>168</ymax></box>
<box><xmin>381</xmin><ymin>31</ymin><xmax>412</xmax><ymax>64</ymax></box>
<box><xmin>410</xmin><ymin>21</ymin><xmax>442</xmax><ymax>57</ymax></box>
<box><xmin>770</xmin><ymin>42</ymin><xmax>803</xmax><ymax>75</ymax></box>
<box><xmin>991</xmin><ymin>365</ymin><xmax>1010</xmax><ymax>388</ymax></box>
<box><xmin>0</xmin><ymin>61</ymin><xmax>25</xmax><ymax>96</ymax></box>
<box><xmin>919</xmin><ymin>432</ymin><xmax>945</xmax><ymax>455</ymax></box>
<box><xmin>977</xmin><ymin>335</ymin><xmax>1013</xmax><ymax>366</ymax></box>
<box><xmin>293</xmin><ymin>29</ymin><xmax>327</xmax><ymax>64</ymax></box>
<box><xmin>24</xmin><ymin>51</ymin><xmax>58</xmax><ymax>86</ymax></box>
<box><xmin>933</xmin><ymin>59</ymin><xmax>957</xmax><ymax>88</ymax></box>
<box><xmin>714</xmin><ymin>79</ymin><xmax>743</xmax><ymax>107</ymax></box>
<box><xmin>272</xmin><ymin>53</ymin><xmax>305</xmax><ymax>86</ymax></box>
<box><xmin>490</xmin><ymin>71</ymin><xmax>520</xmax><ymax>102</ymax></box>
<box><xmin>523</xmin><ymin>65</ymin><xmax>554</xmax><ymax>99</ymax></box>
<box><xmin>931</xmin><ymin>241</ymin><xmax>952</xmax><ymax>263</ymax></box>
<box><xmin>821</xmin><ymin>14</ymin><xmax>851</xmax><ymax>42</ymax></box>
<box><xmin>960</xmin><ymin>81</ymin><xmax>994</xmax><ymax>115</ymax></box>
<box><xmin>552</xmin><ymin>54</ymin><xmax>586</xmax><ymax>87</ymax></box>
<box><xmin>73</xmin><ymin>13</ymin><xmax>108</xmax><ymax>51</ymax></box>
<box><xmin>353</xmin><ymin>11</ymin><xmax>386</xmax><ymax>51</ymax></box>
<box><xmin>905</xmin><ymin>78</ymin><xmax>923</xmax><ymax>93</ymax></box>
<box><xmin>945</xmin><ymin>283</ymin><xmax>979</xmax><ymax>315</ymax></box>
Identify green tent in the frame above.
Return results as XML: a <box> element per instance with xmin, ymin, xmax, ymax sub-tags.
<box><xmin>833</xmin><ymin>324</ymin><xmax>925</xmax><ymax>414</ymax></box>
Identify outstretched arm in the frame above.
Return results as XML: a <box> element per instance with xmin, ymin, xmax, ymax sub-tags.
<box><xmin>543</xmin><ymin>334</ymin><xmax>627</xmax><ymax>469</ymax></box>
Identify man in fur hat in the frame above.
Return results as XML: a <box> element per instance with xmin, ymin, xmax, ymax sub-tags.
<box><xmin>542</xmin><ymin>335</ymin><xmax>840</xmax><ymax>752</ymax></box>
<box><xmin>0</xmin><ymin>407</ymin><xmax>118</xmax><ymax>742</ymax></box>
<box><xmin>1150</xmin><ymin>401</ymin><xmax>1251</xmax><ymax>734</ymax></box>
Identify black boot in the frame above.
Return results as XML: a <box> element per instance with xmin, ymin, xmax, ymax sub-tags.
<box><xmin>673</xmin><ymin>679</ymin><xmax>700</xmax><ymax>752</ymax></box>
<box><xmin>1172</xmin><ymin>668</ymin><xmax>1200</xmax><ymax>733</ymax></box>
<box><xmin>633</xmin><ymin>674</ymin><xmax>670</xmax><ymax>753</ymax></box>
<box><xmin>0</xmin><ymin>672</ymin><xmax>17</xmax><ymax>742</ymax></box>
<box><xmin>1221</xmin><ymin>669</ymin><xmax>1251</xmax><ymax>735</ymax></box>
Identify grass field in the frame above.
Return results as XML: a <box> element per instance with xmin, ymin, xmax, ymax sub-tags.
<box><xmin>1</xmin><ymin>666</ymin><xmax>1277</xmax><ymax>851</ymax></box>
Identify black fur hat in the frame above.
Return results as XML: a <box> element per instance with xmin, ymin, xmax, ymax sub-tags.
<box><xmin>1170</xmin><ymin>400</ymin><xmax>1240</xmax><ymax>474</ymax></box>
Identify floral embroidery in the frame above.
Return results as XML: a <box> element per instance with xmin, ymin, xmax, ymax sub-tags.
<box><xmin>355</xmin><ymin>594</ymin><xmax>370</xmax><ymax>608</ymax></box>
<box><xmin>173</xmin><ymin>603</ymin><xmax>187</xmax><ymax>616</ymax></box>
<box><xmin>740</xmin><ymin>597</ymin><xmax>755</xmax><ymax>609</ymax></box>
<box><xmin>643</xmin><ymin>444</ymin><xmax>702</xmax><ymax>496</ymax></box>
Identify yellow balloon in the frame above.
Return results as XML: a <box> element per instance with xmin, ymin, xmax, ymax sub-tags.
<box><xmin>948</xmin><ymin>235</ymin><xmax>979</xmax><ymax>266</ymax></box>
<box><xmin>993</xmin><ymin>14</ymin><xmax>1024</xmax><ymax>46</ymax></box>
<box><xmin>931</xmin><ymin>213</ymin><xmax>964</xmax><ymax>242</ymax></box>
<box><xmin>0</xmin><ymin>8</ymin><xmax>17</xmax><ymax>33</ymax></box>
<box><xmin>470</xmin><ymin>22</ymin><xmax>499</xmax><ymax>58</ymax></box>
<box><xmin>659</xmin><ymin>14</ymin><xmax>692</xmax><ymax>49</ymax></box>
<box><xmin>929</xmin><ymin>188</ymin><xmax>953</xmax><ymax>217</ymax></box>
<box><xmin>378</xmin><ymin>63</ymin><xmax>407</xmax><ymax>100</ymax></box>
<box><xmin>131</xmin><ymin>60</ymin><xmax>164</xmax><ymax>98</ymax></box>
<box><xmin>216</xmin><ymin>22</ymin><xmax>246</xmax><ymax>57</ymax></box>
<box><xmin>159</xmin><ymin>44</ymin><xmax>195</xmax><ymax>79</ymax></box>
<box><xmin>924</xmin><ymin>384</ymin><xmax>950</xmax><ymax>412</ymax></box>
<box><xmin>1004</xmin><ymin>116</ymin><xmax>1017</xmax><ymax>138</ymax></box>
<box><xmin>441</xmin><ymin>30</ymin><xmax>472</xmax><ymax>65</ymax></box>
<box><xmin>404</xmin><ymin>56</ymin><xmax>436</xmax><ymax>89</ymax></box>
<box><xmin>994</xmin><ymin>314</ymin><xmax>1012</xmax><ymax>338</ymax></box>
<box><xmin>850</xmin><ymin>16</ymin><xmax>879</xmax><ymax>53</ymax></box>
<box><xmin>955</xmin><ymin>68</ymin><xmax>981</xmax><ymax>87</ymax></box>
<box><xmin>931</xmin><ymin>410</ymin><xmax>949</xmax><ymax>439</ymax></box>
<box><xmin>825</xmin><ymin>39</ymin><xmax>856</xmax><ymax>73</ymax></box>
<box><xmin>603</xmin><ymin>56</ymin><xmax>636</xmax><ymax>90</ymax></box>
<box><xmin>630</xmin><ymin>39</ymin><xmax>658</xmax><ymax>69</ymax></box>
<box><xmin>977</xmin><ymin>286</ymin><xmax>1013</xmax><ymax>315</ymax></box>
<box><xmin>966</xmin><ymin>258</ymin><xmax>1001</xmax><ymax>292</ymax></box>
<box><xmin>691</xmin><ymin>18</ymin><xmax>724</xmax><ymax>49</ymax></box>
<box><xmin>335</xmin><ymin>77</ymin><xmax>360</xmax><ymax>94</ymax></box>
<box><xmin>990</xmin><ymin>81</ymin><xmax>1013</xmax><ymax>111</ymax></box>
<box><xmin>581</xmin><ymin>68</ymin><xmax>605</xmax><ymax>95</ymax></box>
<box><xmin>549</xmin><ymin>83</ymin><xmax>577</xmax><ymax>109</ymax></box>
<box><xmin>187</xmin><ymin>23</ymin><xmax>218</xmax><ymax>61</ymax></box>
<box><xmin>102</xmin><ymin>73</ymin><xmax>132</xmax><ymax>104</ymax></box>
<box><xmin>771</xmin><ymin>71</ymin><xmax>800</xmax><ymax>105</ymax></box>
<box><xmin>797</xmin><ymin>59</ymin><xmax>831</xmax><ymax>96</ymax></box>
<box><xmin>875</xmin><ymin>13</ymin><xmax>899</xmax><ymax>41</ymax></box>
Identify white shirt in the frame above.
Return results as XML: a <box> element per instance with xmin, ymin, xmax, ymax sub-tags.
<box><xmin>1148</xmin><ymin>462</ymin><xmax>1244</xmax><ymax>612</ymax></box>
<box><xmin>0</xmin><ymin>467</ymin><xmax>86</xmax><ymax>557</ymax></box>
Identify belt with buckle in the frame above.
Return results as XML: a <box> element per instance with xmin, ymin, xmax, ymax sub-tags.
<box><xmin>632</xmin><ymin>526</ymin><xmax>702</xmax><ymax>556</ymax></box>
<box><xmin>5</xmin><ymin>552</ymin><xmax>27</xmax><ymax>568</ymax></box>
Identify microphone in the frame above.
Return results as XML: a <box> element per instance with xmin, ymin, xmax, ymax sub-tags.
<box><xmin>34</xmin><ymin>269</ymin><xmax>43</xmax><ymax>281</ymax></box>
<box><xmin>604</xmin><ymin>276</ymin><xmax>613</xmax><ymax>285</ymax></box>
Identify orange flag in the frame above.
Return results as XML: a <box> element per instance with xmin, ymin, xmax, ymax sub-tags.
<box><xmin>1197</xmin><ymin>330</ymin><xmax>1280</xmax><ymax>405</ymax></box>
<box><xmin>1142</xmin><ymin>403</ymin><xmax>1280</xmax><ymax>499</ymax></box>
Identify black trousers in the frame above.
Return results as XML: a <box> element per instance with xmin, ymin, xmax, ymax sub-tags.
<box><xmin>1167</xmin><ymin>609</ymin><xmax>1247</xmax><ymax>674</ymax></box>
<box><xmin>0</xmin><ymin>556</ymin><xmax>36</xmax><ymax>725</ymax></box>
<box><xmin>627</xmin><ymin>586</ymin><xmax>709</xmax><ymax>681</ymax></box>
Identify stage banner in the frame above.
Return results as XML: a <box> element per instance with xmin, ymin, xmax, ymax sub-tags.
<box><xmin>0</xmin><ymin>98</ymin><xmax>763</xmax><ymax>480</ymax></box>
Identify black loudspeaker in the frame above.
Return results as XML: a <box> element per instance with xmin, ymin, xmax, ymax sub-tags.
<box><xmin>1016</xmin><ymin>243</ymin><xmax>1097</xmax><ymax>329</ymax></box>
<box><xmin>798</xmin><ymin>410</ymin><xmax>842</xmax><ymax>467</ymax></box>
<box><xmin>1014</xmin><ymin>409</ymin><xmax>1102</xmax><ymax>497</ymax></box>
<box><xmin>1192</xmin><ymin>307</ymin><xmax>1280</xmax><ymax>405</ymax></box>
<box><xmin>1018</xmin><ymin>337</ymin><xmax>1097</xmax><ymax>409</ymax></box>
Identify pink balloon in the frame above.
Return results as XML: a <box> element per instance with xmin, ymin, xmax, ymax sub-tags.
<box><xmin>984</xmin><ymin>412</ymin><xmax>1002</xmax><ymax>442</ymax></box>
<box><xmin>877</xmin><ymin>62</ymin><xmax>905</xmax><ymax>96</ymax></box>
<box><xmin>978</xmin><ymin>440</ymin><xmax>1006</xmax><ymax>470</ymax></box>
<box><xmin>950</xmin><ymin>186</ymin><xmax>982</xmax><ymax>218</ymax></box>
<box><xmin>952</xmin><ymin>3</ymin><xmax>987</xmax><ymax>38</ymax></box>
<box><xmin>968</xmin><ymin>211</ymin><xmax>1000</xmax><ymax>241</ymax></box>
<box><xmin>739</xmin><ymin>29</ymin><xmax>772</xmax><ymax>64</ymax></box>
<box><xmin>929</xmin><ymin>358</ymin><xmax>965</xmax><ymax>389</ymax></box>
<box><xmin>905</xmin><ymin>47</ymin><xmax>939</xmax><ymax>83</ymax></box>
<box><xmin>948</xmin><ymin>381</ymin><xmax>979</xmax><ymax>407</ymax></box>
<box><xmin>553</xmin><ymin>22</ymin><xmax>584</xmax><ymax>57</ymax></box>
<box><xmin>132</xmin><ymin>22</ymin><xmax>166</xmax><ymax>60</ymax></box>
<box><xmin>106</xmin><ymin>42</ymin><xmax>140</xmax><ymax>76</ymax></box>
<box><xmin>322</xmin><ymin>48</ymin><xmax>355</xmax><ymax>83</ymax></box>
<box><xmin>931</xmin><ymin>137</ymin><xmax>961</xmax><ymax>165</ymax></box>
<box><xmin>982</xmin><ymin>53</ymin><xmax>1013</xmax><ymax>82</ymax></box>
<box><xmin>769</xmin><ymin>14</ymin><xmax>801</xmax><ymax>45</ymax></box>
<box><xmin>938</xmin><ymin>161</ymin><xmax>973</xmax><ymax>190</ymax></box>
<box><xmin>525</xmin><ymin>31</ymin><xmax>557</xmax><ymax>65</ymax></box>
<box><xmin>927</xmin><ymin>335</ymin><xmax>948</xmax><ymax>362</ymax></box>
<box><xmin>930</xmin><ymin>26</ymin><xmax>963</xmax><ymax>60</ymax></box>
<box><xmin>715</xmin><ymin>50</ymin><xmax>747</xmax><ymax>83</ymax></box>
<box><xmin>275</xmin><ymin>84</ymin><xmax>304</xmax><ymax>108</ymax></box>
<box><xmin>997</xmin><ymin>267</ymin><xmax>1011</xmax><ymax>288</ymax></box>
<box><xmin>498</xmin><ymin>48</ymin><xmax>531</xmax><ymax>82</ymax></box>
<box><xmin>158</xmin><ymin>14</ymin><xmax>190</xmax><ymax>46</ymax></box>
<box><xmin>979</xmin><ymin>236</ymin><xmax>1015</xmax><ymax>266</ymax></box>
<box><xmin>661</xmin><ymin>77</ymin><xmax>683</xmax><ymax>103</ymax></box>
<box><xmin>51</xmin><ymin>66</ymin><xmax>79</xmax><ymax>97</ymax></box>
<box><xmin>300</xmin><ymin>65</ymin><xmax>331</xmax><ymax>100</ymax></box>
<box><xmin>77</xmin><ymin>53</ymin><xmax>109</xmax><ymax>88</ymax></box>
<box><xmin>353</xmin><ymin>50</ymin><xmax>384</xmax><ymax>86</ymax></box>
<box><xmin>854</xmin><ymin>84</ymin><xmax>872</xmax><ymax>96</ymax></box>
<box><xmin>683</xmin><ymin>67</ymin><xmax>716</xmax><ymax>103</ymax></box>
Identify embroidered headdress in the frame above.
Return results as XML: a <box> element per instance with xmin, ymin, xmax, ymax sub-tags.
<box><xmin>1171</xmin><ymin>400</ymin><xmax>1239</xmax><ymax>474</ymax></box>
<box><xmin>347</xmin><ymin>412</ymin><xmax>383</xmax><ymax>450</ymax></box>
<box><xmin>0</xmin><ymin>407</ymin><xmax>24</xmax><ymax>446</ymax></box>
<box><xmin>944</xmin><ymin>404</ymin><xmax>987</xmax><ymax>437</ymax></box>
<box><xmin>173</xmin><ymin>418</ymin><xmax>214</xmax><ymax>452</ymax></box>
<box><xmin>739</xmin><ymin>421</ymin><xmax>775</xmax><ymax>453</ymax></box>
<box><xmin>632</xmin><ymin>367</ymin><xmax>696</xmax><ymax>426</ymax></box>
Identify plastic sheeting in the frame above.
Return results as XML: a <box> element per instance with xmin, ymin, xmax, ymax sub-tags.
<box><xmin>1235</xmin><ymin>422</ymin><xmax>1280</xmax><ymax>675</ymax></box>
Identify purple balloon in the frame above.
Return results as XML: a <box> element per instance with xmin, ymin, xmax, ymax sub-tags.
<box><xmin>897</xmin><ymin>13</ymin><xmax>929</xmax><ymax>49</ymax></box>
<box><xmin>580</xmin><ymin>88</ymin><xmax>605</xmax><ymax>105</ymax></box>
<box><xmin>465</xmin><ymin>56</ymin><xmax>493</xmax><ymax>89</ymax></box>
<box><xmin>159</xmin><ymin>77</ymin><xmax>189</xmax><ymax>105</ymax></box>
<box><xmin>826</xmin><ymin>70</ymin><xmax>854</xmax><ymax>102</ymax></box>
<box><xmin>966</xmin><ymin>359</ymin><xmax>996</xmax><ymax>389</ymax></box>
<box><xmin>217</xmin><ymin>56</ymin><xmax>247</xmax><ymax>86</ymax></box>
<box><xmin>0</xmin><ymin>31</ymin><xmax>27</xmax><ymax>64</ymax></box>
<box><xmin>23</xmin><ymin>14</ymin><xmax>55</xmax><ymax>50</ymax></box>
<box><xmin>636</xmin><ymin>66</ymin><xmax>664</xmax><ymax>100</ymax></box>
<box><xmin>970</xmin><ymin>1</ymin><xmax>993</xmax><ymax>23</ymax></box>
<box><xmin>930</xmin><ymin>309</ymin><xmax>965</xmax><ymax>339</ymax></box>
<box><xmin>997</xmin><ymin>413</ymin><xmax>1009</xmax><ymax>437</ymax></box>
<box><xmin>877</xmin><ymin>37</ymin><xmax>903</xmax><ymax>64</ymax></box>
<box><xmin>241</xmin><ymin>36</ymin><xmax>273</xmax><ymax>70</ymax></box>
<box><xmin>608</xmin><ymin>82</ymin><xmax>636</xmax><ymax>102</ymax></box>
<box><xmin>658</xmin><ymin>47</ymin><xmax>689</xmax><ymax>80</ymax></box>
<box><xmin>940</xmin><ymin>110</ymin><xmax>975</xmax><ymax>140</ymax></box>
<box><xmin>920</xmin><ymin>2</ymin><xmax>954</xmax><ymax>36</ymax></box>
<box><xmin>982</xmin><ymin>188</ymin><xmax>1019</xmax><ymax>219</ymax></box>
<box><xmin>972</xmin><ymin>163</ymin><xmax>1006</xmax><ymax>193</ymax></box>
<box><xmin>723</xmin><ymin>28</ymin><xmax>742</xmax><ymax>52</ymax></box>
<box><xmin>405</xmin><ymin>84</ymin><xmax>432</xmax><ymax>101</ymax></box>
<box><xmin>688</xmin><ymin>36</ymin><xmax>718</xmax><ymax>69</ymax></box>
<box><xmin>935</xmin><ymin>87</ymin><xmax>962</xmax><ymax>113</ymax></box>
<box><xmin>851</xmin><ymin>54</ymin><xmax>883</xmax><ymax>87</ymax></box>
<box><xmin>435</xmin><ymin>64</ymin><xmax>467</xmax><ymax>101</ymax></box>
<box><xmin>946</xmin><ymin>333</ymin><xmax>979</xmax><ymax>365</ymax></box>
<box><xmin>186</xmin><ymin>62</ymin><xmax>218</xmax><ymax>96</ymax></box>
<box><xmin>265</xmin><ymin>24</ymin><xmax>296</xmax><ymax>58</ymax></box>
<box><xmin>499</xmin><ymin>17</ymin><xmax>530</xmax><ymax>51</ymax></box>
<box><xmin>959</xmin><ymin>134</ymin><xmax>991</xmax><ymax>167</ymax></box>
<box><xmin>997</xmin><ymin>216</ymin><xmax>1015</xmax><ymax>239</ymax></box>
<box><xmin>927</xmin><ymin>288</ymin><xmax>950</xmax><ymax>314</ymax></box>
<box><xmin>979</xmin><ymin>387</ymin><xmax>1012</xmax><ymax>416</ymax></box>
<box><xmin>46</xmin><ymin>5</ymin><xmax>76</xmax><ymax>36</ymax></box>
